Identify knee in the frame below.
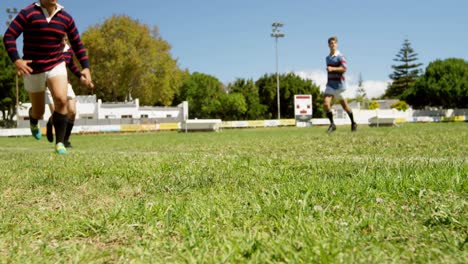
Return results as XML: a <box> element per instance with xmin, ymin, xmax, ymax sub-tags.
<box><xmin>68</xmin><ymin>112</ymin><xmax>76</xmax><ymax>120</ymax></box>
<box><xmin>54</xmin><ymin>97</ymin><xmax>68</xmax><ymax>109</ymax></box>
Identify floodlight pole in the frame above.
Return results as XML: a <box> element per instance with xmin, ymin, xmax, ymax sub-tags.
<box><xmin>6</xmin><ymin>8</ymin><xmax>19</xmax><ymax>124</ymax></box>
<box><xmin>271</xmin><ymin>22</ymin><xmax>284</xmax><ymax>120</ymax></box>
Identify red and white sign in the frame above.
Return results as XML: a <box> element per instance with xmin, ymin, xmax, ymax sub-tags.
<box><xmin>294</xmin><ymin>94</ymin><xmax>313</xmax><ymax>121</ymax></box>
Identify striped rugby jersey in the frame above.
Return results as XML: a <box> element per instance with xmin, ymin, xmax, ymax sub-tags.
<box><xmin>63</xmin><ymin>44</ymin><xmax>81</xmax><ymax>79</ymax></box>
<box><xmin>3</xmin><ymin>2</ymin><xmax>89</xmax><ymax>74</ymax></box>
<box><xmin>326</xmin><ymin>51</ymin><xmax>347</xmax><ymax>90</ymax></box>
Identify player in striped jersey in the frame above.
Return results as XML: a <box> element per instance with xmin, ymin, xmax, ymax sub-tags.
<box><xmin>324</xmin><ymin>36</ymin><xmax>357</xmax><ymax>133</ymax></box>
<box><xmin>3</xmin><ymin>0</ymin><xmax>93</xmax><ymax>154</ymax></box>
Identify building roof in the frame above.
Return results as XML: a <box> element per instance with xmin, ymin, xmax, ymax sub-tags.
<box><xmin>76</xmin><ymin>95</ymin><xmax>97</xmax><ymax>104</ymax></box>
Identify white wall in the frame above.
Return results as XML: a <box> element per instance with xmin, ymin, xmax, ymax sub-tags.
<box><xmin>139</xmin><ymin>107</ymin><xmax>181</xmax><ymax>118</ymax></box>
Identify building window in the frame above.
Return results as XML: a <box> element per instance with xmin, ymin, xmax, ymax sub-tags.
<box><xmin>140</xmin><ymin>114</ymin><xmax>149</xmax><ymax>118</ymax></box>
<box><xmin>80</xmin><ymin>115</ymin><xmax>93</xmax><ymax>119</ymax></box>
<box><xmin>121</xmin><ymin>115</ymin><xmax>132</xmax><ymax>119</ymax></box>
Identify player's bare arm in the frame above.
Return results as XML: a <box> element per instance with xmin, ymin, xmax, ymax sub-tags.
<box><xmin>80</xmin><ymin>68</ymin><xmax>94</xmax><ymax>88</ymax></box>
<box><xmin>327</xmin><ymin>65</ymin><xmax>346</xmax><ymax>73</ymax></box>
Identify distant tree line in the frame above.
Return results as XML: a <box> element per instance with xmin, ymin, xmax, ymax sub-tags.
<box><xmin>1</xmin><ymin>15</ymin><xmax>467</xmax><ymax>125</ymax></box>
<box><xmin>173</xmin><ymin>72</ymin><xmax>323</xmax><ymax>120</ymax></box>
<box><xmin>384</xmin><ymin>39</ymin><xmax>468</xmax><ymax>109</ymax></box>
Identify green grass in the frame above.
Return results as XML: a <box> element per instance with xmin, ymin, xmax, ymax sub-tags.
<box><xmin>0</xmin><ymin>123</ymin><xmax>466</xmax><ymax>263</ymax></box>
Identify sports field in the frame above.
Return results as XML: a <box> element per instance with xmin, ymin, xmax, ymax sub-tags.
<box><xmin>0</xmin><ymin>123</ymin><xmax>466</xmax><ymax>263</ymax></box>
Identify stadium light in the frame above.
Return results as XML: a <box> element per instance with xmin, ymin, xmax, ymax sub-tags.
<box><xmin>271</xmin><ymin>22</ymin><xmax>285</xmax><ymax>120</ymax></box>
<box><xmin>5</xmin><ymin>7</ymin><xmax>19</xmax><ymax>125</ymax></box>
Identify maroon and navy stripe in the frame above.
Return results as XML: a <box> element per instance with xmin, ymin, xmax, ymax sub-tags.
<box><xmin>3</xmin><ymin>4</ymin><xmax>89</xmax><ymax>74</ymax></box>
<box><xmin>64</xmin><ymin>48</ymin><xmax>82</xmax><ymax>78</ymax></box>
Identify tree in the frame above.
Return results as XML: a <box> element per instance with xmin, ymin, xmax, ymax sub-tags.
<box><xmin>356</xmin><ymin>73</ymin><xmax>366</xmax><ymax>98</ymax></box>
<box><xmin>77</xmin><ymin>15</ymin><xmax>184</xmax><ymax>105</ymax></box>
<box><xmin>0</xmin><ymin>36</ymin><xmax>26</xmax><ymax>126</ymax></box>
<box><xmin>0</xmin><ymin>41</ymin><xmax>15</xmax><ymax>123</ymax></box>
<box><xmin>403</xmin><ymin>58</ymin><xmax>468</xmax><ymax>109</ymax></box>
<box><xmin>228</xmin><ymin>79</ymin><xmax>267</xmax><ymax>120</ymax></box>
<box><xmin>256</xmin><ymin>73</ymin><xmax>324</xmax><ymax>118</ymax></box>
<box><xmin>355</xmin><ymin>73</ymin><xmax>368</xmax><ymax>108</ymax></box>
<box><xmin>177</xmin><ymin>72</ymin><xmax>226</xmax><ymax>119</ymax></box>
<box><xmin>385</xmin><ymin>39</ymin><xmax>422</xmax><ymax>99</ymax></box>
<box><xmin>255</xmin><ymin>74</ymin><xmax>277</xmax><ymax>119</ymax></box>
<box><xmin>218</xmin><ymin>93</ymin><xmax>248</xmax><ymax>121</ymax></box>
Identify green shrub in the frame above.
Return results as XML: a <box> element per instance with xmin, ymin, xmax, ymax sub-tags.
<box><xmin>391</xmin><ymin>100</ymin><xmax>409</xmax><ymax>111</ymax></box>
<box><xmin>368</xmin><ymin>100</ymin><xmax>380</xmax><ymax>110</ymax></box>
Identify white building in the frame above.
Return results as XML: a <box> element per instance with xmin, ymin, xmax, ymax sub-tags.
<box><xmin>16</xmin><ymin>96</ymin><xmax>188</xmax><ymax>128</ymax></box>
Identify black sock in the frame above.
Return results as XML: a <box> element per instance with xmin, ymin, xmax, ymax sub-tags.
<box><xmin>347</xmin><ymin>111</ymin><xmax>355</xmax><ymax>124</ymax></box>
<box><xmin>30</xmin><ymin>117</ymin><xmax>38</xmax><ymax>126</ymax></box>
<box><xmin>52</xmin><ymin>112</ymin><xmax>68</xmax><ymax>144</ymax></box>
<box><xmin>29</xmin><ymin>109</ymin><xmax>38</xmax><ymax>126</ymax></box>
<box><xmin>326</xmin><ymin>111</ymin><xmax>334</xmax><ymax>125</ymax></box>
<box><xmin>64</xmin><ymin>120</ymin><xmax>74</xmax><ymax>143</ymax></box>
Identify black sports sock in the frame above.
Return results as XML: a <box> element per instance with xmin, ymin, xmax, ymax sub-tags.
<box><xmin>52</xmin><ymin>112</ymin><xmax>68</xmax><ymax>144</ymax></box>
<box><xmin>29</xmin><ymin>109</ymin><xmax>38</xmax><ymax>126</ymax></box>
<box><xmin>347</xmin><ymin>111</ymin><xmax>356</xmax><ymax>124</ymax></box>
<box><xmin>30</xmin><ymin>117</ymin><xmax>38</xmax><ymax>126</ymax></box>
<box><xmin>64</xmin><ymin>119</ymin><xmax>74</xmax><ymax>143</ymax></box>
<box><xmin>326</xmin><ymin>111</ymin><xmax>334</xmax><ymax>124</ymax></box>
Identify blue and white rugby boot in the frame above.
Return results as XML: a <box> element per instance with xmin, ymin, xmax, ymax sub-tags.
<box><xmin>55</xmin><ymin>142</ymin><xmax>67</xmax><ymax>154</ymax></box>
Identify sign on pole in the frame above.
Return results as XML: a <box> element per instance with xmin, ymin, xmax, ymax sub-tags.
<box><xmin>294</xmin><ymin>94</ymin><xmax>313</xmax><ymax>126</ymax></box>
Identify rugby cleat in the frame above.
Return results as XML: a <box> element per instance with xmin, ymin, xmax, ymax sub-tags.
<box><xmin>351</xmin><ymin>123</ymin><xmax>357</xmax><ymax>132</ymax></box>
<box><xmin>29</xmin><ymin>108</ymin><xmax>41</xmax><ymax>140</ymax></box>
<box><xmin>55</xmin><ymin>142</ymin><xmax>67</xmax><ymax>154</ymax></box>
<box><xmin>327</xmin><ymin>124</ymin><xmax>336</xmax><ymax>133</ymax></box>
<box><xmin>30</xmin><ymin>124</ymin><xmax>42</xmax><ymax>140</ymax></box>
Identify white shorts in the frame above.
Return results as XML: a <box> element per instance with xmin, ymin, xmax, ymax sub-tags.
<box><xmin>45</xmin><ymin>83</ymin><xmax>76</xmax><ymax>105</ymax></box>
<box><xmin>324</xmin><ymin>86</ymin><xmax>345</xmax><ymax>100</ymax></box>
<box><xmin>23</xmin><ymin>62</ymin><xmax>67</xmax><ymax>93</ymax></box>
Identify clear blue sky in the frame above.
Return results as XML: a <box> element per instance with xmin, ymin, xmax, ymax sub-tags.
<box><xmin>2</xmin><ymin>0</ymin><xmax>467</xmax><ymax>98</ymax></box>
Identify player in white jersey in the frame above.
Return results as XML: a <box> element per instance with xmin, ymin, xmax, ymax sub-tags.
<box><xmin>45</xmin><ymin>36</ymin><xmax>93</xmax><ymax>148</ymax></box>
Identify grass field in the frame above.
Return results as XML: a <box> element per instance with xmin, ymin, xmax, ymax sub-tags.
<box><xmin>0</xmin><ymin>123</ymin><xmax>466</xmax><ymax>263</ymax></box>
